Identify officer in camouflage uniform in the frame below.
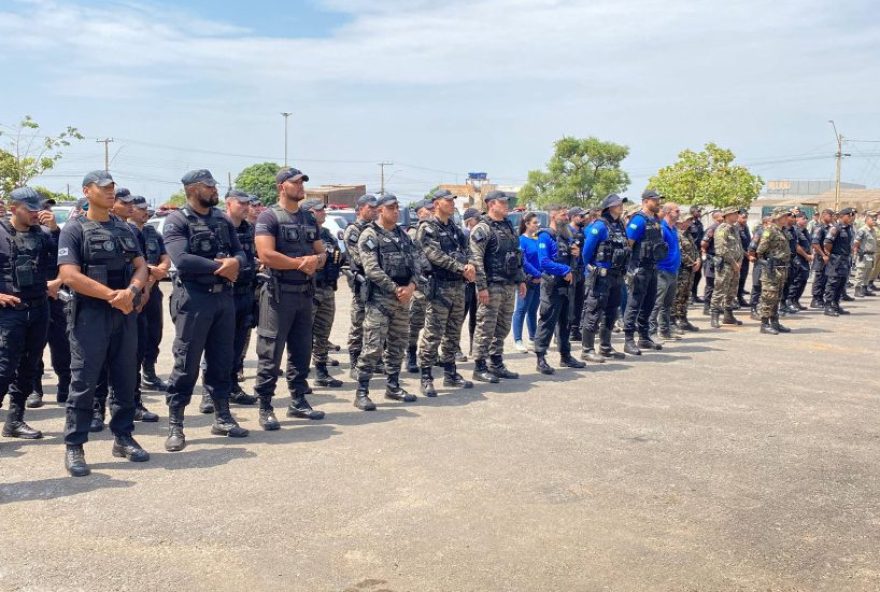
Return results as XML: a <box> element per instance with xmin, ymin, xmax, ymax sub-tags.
<box><xmin>699</xmin><ymin>210</ymin><xmax>722</xmax><ymax>315</ymax></box>
<box><xmin>870</xmin><ymin>216</ymin><xmax>880</xmax><ymax>289</ymax></box>
<box><xmin>415</xmin><ymin>189</ymin><xmax>476</xmax><ymax>397</ymax></box>
<box><xmin>746</xmin><ymin>217</ymin><xmax>770</xmax><ymax>320</ymax></box>
<box><xmin>709</xmin><ymin>206</ymin><xmax>744</xmax><ymax>328</ymax></box>
<box><xmin>756</xmin><ymin>207</ymin><xmax>792</xmax><ymax>334</ymax></box>
<box><xmin>673</xmin><ymin>213</ymin><xmax>700</xmax><ymax>332</ymax></box>
<box><xmin>823</xmin><ymin>207</ymin><xmax>855</xmax><ymax>316</ymax></box>
<box><xmin>303</xmin><ymin>198</ymin><xmax>344</xmax><ymax>388</ymax></box>
<box><xmin>469</xmin><ymin>191</ymin><xmax>526</xmax><ymax>383</ymax></box>
<box><xmin>343</xmin><ymin>194</ymin><xmax>377</xmax><ymax>378</ymax></box>
<box><xmin>354</xmin><ymin>193</ymin><xmax>418</xmax><ymax>411</ymax></box>
<box><xmin>852</xmin><ymin>211</ymin><xmax>877</xmax><ymax>297</ymax></box>
<box><xmin>406</xmin><ymin>200</ymin><xmax>433</xmax><ymax>373</ymax></box>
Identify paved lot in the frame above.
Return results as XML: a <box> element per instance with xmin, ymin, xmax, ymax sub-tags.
<box><xmin>1</xmin><ymin>283</ymin><xmax>879</xmax><ymax>591</ymax></box>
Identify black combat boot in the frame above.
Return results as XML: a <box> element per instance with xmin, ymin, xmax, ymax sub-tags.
<box><xmin>420</xmin><ymin>367</ymin><xmax>438</xmax><ymax>397</ymax></box>
<box><xmin>212</xmin><ymin>398</ymin><xmax>250</xmax><ymax>437</ymax></box>
<box><xmin>141</xmin><ymin>362</ymin><xmax>169</xmax><ymax>391</ymax></box>
<box><xmin>406</xmin><ymin>346</ymin><xmax>419</xmax><ymax>374</ymax></box>
<box><xmin>2</xmin><ymin>399</ymin><xmax>43</xmax><ymax>439</ymax></box>
<box><xmin>671</xmin><ymin>319</ymin><xmax>685</xmax><ymax>336</ymax></box>
<box><xmin>385</xmin><ymin>373</ymin><xmax>416</xmax><ymax>402</ymax></box>
<box><xmin>90</xmin><ymin>399</ymin><xmax>106</xmax><ymax>432</ymax></box>
<box><xmin>315</xmin><ymin>363</ymin><xmax>343</xmax><ymax>388</ymax></box>
<box><xmin>569</xmin><ymin>326</ymin><xmax>582</xmax><ymax>342</ymax></box>
<box><xmin>65</xmin><ymin>444</ymin><xmax>90</xmax><ymax>477</ymax></box>
<box><xmin>835</xmin><ymin>303</ymin><xmax>851</xmax><ymax>315</ymax></box>
<box><xmin>287</xmin><ymin>393</ymin><xmax>325</xmax><ymax>420</ymax></box>
<box><xmin>637</xmin><ymin>336</ymin><xmax>663</xmax><ymax>351</ymax></box>
<box><xmin>784</xmin><ymin>299</ymin><xmax>799</xmax><ymax>314</ymax></box>
<box><xmin>823</xmin><ymin>305</ymin><xmax>839</xmax><ymax>317</ymax></box>
<box><xmin>442</xmin><ymin>362</ymin><xmax>473</xmax><ymax>389</ymax></box>
<box><xmin>710</xmin><ymin>310</ymin><xmax>721</xmax><ymax>328</ymax></box>
<box><xmin>623</xmin><ymin>333</ymin><xmax>641</xmax><ymax>356</ymax></box>
<box><xmin>198</xmin><ymin>388</ymin><xmax>214</xmax><ymax>414</ymax></box>
<box><xmin>229</xmin><ymin>384</ymin><xmax>258</xmax><ymax>405</ymax></box>
<box><xmin>472</xmin><ymin>359</ymin><xmax>499</xmax><ymax>384</ymax></box>
<box><xmin>536</xmin><ymin>353</ymin><xmax>555</xmax><ymax>375</ymax></box>
<box><xmin>599</xmin><ymin>328</ymin><xmax>626</xmax><ymax>359</ymax></box>
<box><xmin>354</xmin><ymin>373</ymin><xmax>376</xmax><ymax>411</ymax></box>
<box><xmin>678</xmin><ymin>314</ymin><xmax>699</xmax><ymax>332</ymax></box>
<box><xmin>134</xmin><ymin>401</ymin><xmax>159</xmax><ymax>423</ymax></box>
<box><xmin>112</xmin><ymin>433</ymin><xmax>150</xmax><ymax>462</ymax></box>
<box><xmin>722</xmin><ymin>308</ymin><xmax>742</xmax><ymax>326</ymax></box>
<box><xmin>165</xmin><ymin>406</ymin><xmax>187</xmax><ymax>452</ymax></box>
<box><xmin>770</xmin><ymin>315</ymin><xmax>791</xmax><ymax>333</ymax></box>
<box><xmin>349</xmin><ymin>353</ymin><xmax>360</xmax><ymax>381</ymax></box>
<box><xmin>842</xmin><ymin>292</ymin><xmax>855</xmax><ymax>302</ymax></box>
<box><xmin>489</xmin><ymin>355</ymin><xmax>519</xmax><ymax>379</ymax></box>
<box><xmin>560</xmin><ymin>353</ymin><xmax>586</xmax><ymax>368</ymax></box>
<box><xmin>580</xmin><ymin>332</ymin><xmax>605</xmax><ymax>363</ymax></box>
<box><xmin>258</xmin><ymin>397</ymin><xmax>280</xmax><ymax>431</ymax></box>
<box><xmin>25</xmin><ymin>386</ymin><xmax>44</xmax><ymax>409</ymax></box>
<box><xmin>809</xmin><ymin>298</ymin><xmax>825</xmax><ymax>309</ymax></box>
<box><xmin>760</xmin><ymin>318</ymin><xmax>778</xmax><ymax>335</ymax></box>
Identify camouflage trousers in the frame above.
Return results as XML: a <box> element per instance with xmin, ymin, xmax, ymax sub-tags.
<box><xmin>871</xmin><ymin>252</ymin><xmax>880</xmax><ymax>282</ymax></box>
<box><xmin>673</xmin><ymin>267</ymin><xmax>694</xmax><ymax>319</ymax></box>
<box><xmin>418</xmin><ymin>281</ymin><xmax>465</xmax><ymax>367</ymax></box>
<box><xmin>311</xmin><ymin>284</ymin><xmax>336</xmax><ymax>364</ymax></box>
<box><xmin>408</xmin><ymin>289</ymin><xmax>427</xmax><ymax>348</ymax></box>
<box><xmin>710</xmin><ymin>263</ymin><xmax>740</xmax><ymax>311</ymax></box>
<box><xmin>759</xmin><ymin>265</ymin><xmax>788</xmax><ymax>319</ymax></box>
<box><xmin>357</xmin><ymin>292</ymin><xmax>410</xmax><ymax>377</ymax></box>
<box><xmin>473</xmin><ymin>282</ymin><xmax>516</xmax><ymax>361</ymax></box>
<box><xmin>854</xmin><ymin>254</ymin><xmax>875</xmax><ymax>288</ymax></box>
<box><xmin>347</xmin><ymin>292</ymin><xmax>365</xmax><ymax>359</ymax></box>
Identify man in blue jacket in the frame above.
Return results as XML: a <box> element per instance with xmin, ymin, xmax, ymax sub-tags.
<box><xmin>533</xmin><ymin>205</ymin><xmax>585</xmax><ymax>374</ymax></box>
<box><xmin>649</xmin><ymin>202</ymin><xmax>682</xmax><ymax>339</ymax></box>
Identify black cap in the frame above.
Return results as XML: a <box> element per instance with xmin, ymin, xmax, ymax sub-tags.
<box><xmin>181</xmin><ymin>169</ymin><xmax>217</xmax><ymax>187</ymax></box>
<box><xmin>225</xmin><ymin>189</ymin><xmax>252</xmax><ymax>203</ymax></box>
<box><xmin>9</xmin><ymin>187</ymin><xmax>45</xmax><ymax>211</ymax></box>
<box><xmin>275</xmin><ymin>168</ymin><xmax>309</xmax><ymax>184</ymax></box>
<box><xmin>838</xmin><ymin>207</ymin><xmax>856</xmax><ymax>216</ymax></box>
<box><xmin>463</xmin><ymin>207</ymin><xmax>480</xmax><ymax>221</ymax></box>
<box><xmin>567</xmin><ymin>206</ymin><xmax>586</xmax><ymax>218</ymax></box>
<box><xmin>689</xmin><ymin>205</ymin><xmax>702</xmax><ymax>213</ymax></box>
<box><xmin>600</xmin><ymin>193</ymin><xmax>624</xmax><ymax>210</ymax></box>
<box><xmin>356</xmin><ymin>194</ymin><xmax>377</xmax><ymax>208</ymax></box>
<box><xmin>738</xmin><ymin>208</ymin><xmax>749</xmax><ymax>215</ymax></box>
<box><xmin>430</xmin><ymin>188</ymin><xmax>455</xmax><ymax>201</ymax></box>
<box><xmin>302</xmin><ymin>199</ymin><xmax>326</xmax><ymax>211</ymax></box>
<box><xmin>376</xmin><ymin>193</ymin><xmax>399</xmax><ymax>207</ymax></box>
<box><xmin>82</xmin><ymin>170</ymin><xmax>114</xmax><ymax>188</ymax></box>
<box><xmin>484</xmin><ymin>190</ymin><xmax>508</xmax><ymax>203</ymax></box>
<box><xmin>132</xmin><ymin>196</ymin><xmax>149</xmax><ymax>210</ymax></box>
<box><xmin>115</xmin><ymin>188</ymin><xmax>136</xmax><ymax>203</ymax></box>
<box><xmin>641</xmin><ymin>189</ymin><xmax>662</xmax><ymax>201</ymax></box>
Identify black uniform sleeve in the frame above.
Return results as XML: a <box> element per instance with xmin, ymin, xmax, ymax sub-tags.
<box><xmin>163</xmin><ymin>212</ymin><xmax>220</xmax><ymax>274</ymax></box>
<box><xmin>57</xmin><ymin>220</ymin><xmax>84</xmax><ymax>267</ymax></box>
<box><xmin>226</xmin><ymin>217</ymin><xmax>246</xmax><ymax>268</ymax></box>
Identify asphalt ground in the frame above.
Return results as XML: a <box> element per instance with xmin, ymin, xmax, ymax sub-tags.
<box><xmin>1</xmin><ymin>283</ymin><xmax>879</xmax><ymax>592</ymax></box>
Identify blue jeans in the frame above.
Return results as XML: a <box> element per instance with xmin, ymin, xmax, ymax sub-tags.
<box><xmin>512</xmin><ymin>282</ymin><xmax>540</xmax><ymax>341</ymax></box>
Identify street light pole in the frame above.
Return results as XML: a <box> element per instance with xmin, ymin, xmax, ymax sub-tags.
<box><xmin>96</xmin><ymin>138</ymin><xmax>114</xmax><ymax>172</ymax></box>
<box><xmin>829</xmin><ymin>120</ymin><xmax>844</xmax><ymax>211</ymax></box>
<box><xmin>378</xmin><ymin>161</ymin><xmax>393</xmax><ymax>194</ymax></box>
<box><xmin>281</xmin><ymin>112</ymin><xmax>292</xmax><ymax>167</ymax></box>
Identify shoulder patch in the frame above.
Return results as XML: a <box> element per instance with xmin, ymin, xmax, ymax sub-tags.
<box><xmin>164</xmin><ymin>222</ymin><xmax>176</xmax><ymax>233</ymax></box>
<box><xmin>471</xmin><ymin>228</ymin><xmax>487</xmax><ymax>243</ymax></box>
<box><xmin>255</xmin><ymin>223</ymin><xmax>270</xmax><ymax>233</ymax></box>
<box><xmin>629</xmin><ymin>223</ymin><xmax>638</xmax><ymax>230</ymax></box>
<box><xmin>58</xmin><ymin>247</ymin><xmax>69</xmax><ymax>257</ymax></box>
<box><xmin>591</xmin><ymin>228</ymin><xmax>599</xmax><ymax>235</ymax></box>
<box><xmin>364</xmin><ymin>237</ymin><xmax>377</xmax><ymax>251</ymax></box>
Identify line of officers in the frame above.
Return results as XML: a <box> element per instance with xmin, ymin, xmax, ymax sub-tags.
<box><xmin>0</xmin><ymin>170</ymin><xmax>863</xmax><ymax>478</ymax></box>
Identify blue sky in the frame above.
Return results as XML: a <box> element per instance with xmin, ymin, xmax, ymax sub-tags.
<box><xmin>1</xmin><ymin>0</ymin><xmax>879</xmax><ymax>203</ymax></box>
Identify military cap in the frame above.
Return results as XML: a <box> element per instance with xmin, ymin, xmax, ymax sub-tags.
<box><xmin>275</xmin><ymin>167</ymin><xmax>309</xmax><ymax>184</ymax></box>
<box><xmin>771</xmin><ymin>206</ymin><xmax>791</xmax><ymax>218</ymax></box>
<box><xmin>115</xmin><ymin>188</ymin><xmax>136</xmax><ymax>203</ymax></box>
<box><xmin>463</xmin><ymin>207</ymin><xmax>480</xmax><ymax>221</ymax></box>
<box><xmin>567</xmin><ymin>206</ymin><xmax>586</xmax><ymax>218</ymax></box>
<box><xmin>794</xmin><ymin>211</ymin><xmax>807</xmax><ymax>219</ymax></box>
<box><xmin>430</xmin><ymin>188</ymin><xmax>455</xmax><ymax>201</ymax></box>
<box><xmin>821</xmin><ymin>208</ymin><xmax>835</xmax><ymax>215</ymax></box>
<box><xmin>600</xmin><ymin>194</ymin><xmax>624</xmax><ymax>210</ymax></box>
<box><xmin>302</xmin><ymin>199</ymin><xmax>325</xmax><ymax>211</ymax></box>
<box><xmin>356</xmin><ymin>194</ymin><xmax>377</xmax><ymax>208</ymax></box>
<box><xmin>181</xmin><ymin>169</ymin><xmax>217</xmax><ymax>187</ymax></box>
<box><xmin>225</xmin><ymin>189</ymin><xmax>252</xmax><ymax>203</ymax></box>
<box><xmin>82</xmin><ymin>170</ymin><xmax>114</xmax><ymax>188</ymax></box>
<box><xmin>641</xmin><ymin>188</ymin><xmax>662</xmax><ymax>201</ymax></box>
<box><xmin>375</xmin><ymin>193</ymin><xmax>399</xmax><ymax>207</ymax></box>
<box><xmin>410</xmin><ymin>199</ymin><xmax>427</xmax><ymax>211</ymax></box>
<box><xmin>720</xmin><ymin>206</ymin><xmax>739</xmax><ymax>216</ymax></box>
<box><xmin>838</xmin><ymin>207</ymin><xmax>856</xmax><ymax>216</ymax></box>
<box><xmin>737</xmin><ymin>208</ymin><xmax>749</xmax><ymax>215</ymax></box>
<box><xmin>132</xmin><ymin>196</ymin><xmax>149</xmax><ymax>210</ymax></box>
<box><xmin>483</xmin><ymin>190</ymin><xmax>508</xmax><ymax>203</ymax></box>
<box><xmin>9</xmin><ymin>187</ymin><xmax>45</xmax><ymax>211</ymax></box>
<box><xmin>865</xmin><ymin>210</ymin><xmax>877</xmax><ymax>217</ymax></box>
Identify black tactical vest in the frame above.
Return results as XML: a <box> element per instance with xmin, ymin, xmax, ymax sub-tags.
<box><xmin>80</xmin><ymin>218</ymin><xmax>140</xmax><ymax>290</ymax></box>
<box><xmin>178</xmin><ymin>207</ymin><xmax>233</xmax><ymax>283</ymax></box>
<box><xmin>703</xmin><ymin>222</ymin><xmax>719</xmax><ymax>257</ymax></box>
<box><xmin>345</xmin><ymin>219</ymin><xmax>369</xmax><ymax>274</ymax></box>
<box><xmin>830</xmin><ymin>224</ymin><xmax>853</xmax><ymax>257</ymax></box>
<box><xmin>141</xmin><ymin>223</ymin><xmax>163</xmax><ymax>265</ymax></box>
<box><xmin>235</xmin><ymin>220</ymin><xmax>256</xmax><ymax>287</ymax></box>
<box><xmin>782</xmin><ymin>226</ymin><xmax>797</xmax><ymax>256</ymax></box>
<box><xmin>372</xmin><ymin>223</ymin><xmax>414</xmax><ymax>285</ymax></box>
<box><xmin>630</xmin><ymin>212</ymin><xmax>668</xmax><ymax>269</ymax></box>
<box><xmin>593</xmin><ymin>217</ymin><xmax>630</xmax><ymax>271</ymax></box>
<box><xmin>270</xmin><ymin>205</ymin><xmax>318</xmax><ymax>284</ymax></box>
<box><xmin>0</xmin><ymin>220</ymin><xmax>50</xmax><ymax>298</ymax></box>
<box><xmin>315</xmin><ymin>227</ymin><xmax>341</xmax><ymax>285</ymax></box>
<box><xmin>483</xmin><ymin>216</ymin><xmax>522</xmax><ymax>282</ymax></box>
<box><xmin>426</xmin><ymin>218</ymin><xmax>468</xmax><ymax>281</ymax></box>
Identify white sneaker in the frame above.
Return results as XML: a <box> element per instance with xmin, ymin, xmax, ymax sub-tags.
<box><xmin>514</xmin><ymin>340</ymin><xmax>528</xmax><ymax>353</ymax></box>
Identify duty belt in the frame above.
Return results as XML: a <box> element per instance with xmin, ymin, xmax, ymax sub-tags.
<box><xmin>177</xmin><ymin>278</ymin><xmax>229</xmax><ymax>294</ymax></box>
<box><xmin>6</xmin><ymin>294</ymin><xmax>48</xmax><ymax>310</ymax></box>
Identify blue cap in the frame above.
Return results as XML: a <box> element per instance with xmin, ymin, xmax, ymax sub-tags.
<box><xmin>249</xmin><ymin>194</ymin><xmax>261</xmax><ymax>205</ymax></box>
<box><xmin>356</xmin><ymin>194</ymin><xmax>377</xmax><ymax>208</ymax></box>
<box><xmin>430</xmin><ymin>188</ymin><xmax>455</xmax><ymax>201</ymax></box>
<box><xmin>181</xmin><ymin>169</ymin><xmax>217</xmax><ymax>187</ymax></box>
<box><xmin>115</xmin><ymin>187</ymin><xmax>136</xmax><ymax>203</ymax></box>
<box><xmin>275</xmin><ymin>168</ymin><xmax>309</xmax><ymax>184</ymax></box>
<box><xmin>302</xmin><ymin>199</ymin><xmax>326</xmax><ymax>211</ymax></box>
<box><xmin>82</xmin><ymin>170</ymin><xmax>114</xmax><ymax>188</ymax></box>
<box><xmin>225</xmin><ymin>189</ymin><xmax>252</xmax><ymax>203</ymax></box>
<box><xmin>375</xmin><ymin>193</ymin><xmax>399</xmax><ymax>207</ymax></box>
<box><xmin>600</xmin><ymin>194</ymin><xmax>624</xmax><ymax>210</ymax></box>
<box><xmin>484</xmin><ymin>190</ymin><xmax>508</xmax><ymax>203</ymax></box>
<box><xmin>641</xmin><ymin>189</ymin><xmax>662</xmax><ymax>201</ymax></box>
<box><xmin>132</xmin><ymin>196</ymin><xmax>149</xmax><ymax>210</ymax></box>
<box><xmin>463</xmin><ymin>207</ymin><xmax>480</xmax><ymax>221</ymax></box>
<box><xmin>9</xmin><ymin>187</ymin><xmax>45</xmax><ymax>211</ymax></box>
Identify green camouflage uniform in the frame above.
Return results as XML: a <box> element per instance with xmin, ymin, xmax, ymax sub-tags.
<box><xmin>673</xmin><ymin>227</ymin><xmax>698</xmax><ymax>319</ymax></box>
<box><xmin>356</xmin><ymin>222</ymin><xmax>417</xmax><ymax>376</ymax></box>
<box><xmin>343</xmin><ymin>219</ymin><xmax>369</xmax><ymax>358</ymax></box>
<box><xmin>853</xmin><ymin>225</ymin><xmax>877</xmax><ymax>289</ymax></box>
<box><xmin>407</xmin><ymin>223</ymin><xmax>429</xmax><ymax>349</ymax></box>
<box><xmin>311</xmin><ymin>227</ymin><xmax>340</xmax><ymax>364</ymax></box>
<box><xmin>710</xmin><ymin>221</ymin><xmax>744</xmax><ymax>312</ymax></box>
<box><xmin>756</xmin><ymin>223</ymin><xmax>791</xmax><ymax>319</ymax></box>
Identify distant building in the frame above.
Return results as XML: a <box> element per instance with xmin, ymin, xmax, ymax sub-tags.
<box><xmin>763</xmin><ymin>179</ymin><xmax>865</xmax><ymax>199</ymax></box>
<box><xmin>306</xmin><ymin>184</ymin><xmax>366</xmax><ymax>208</ymax></box>
<box><xmin>437</xmin><ymin>172</ymin><xmax>521</xmax><ymax>211</ymax></box>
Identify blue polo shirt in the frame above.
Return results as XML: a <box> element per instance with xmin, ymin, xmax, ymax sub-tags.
<box><xmin>657</xmin><ymin>219</ymin><xmax>681</xmax><ymax>273</ymax></box>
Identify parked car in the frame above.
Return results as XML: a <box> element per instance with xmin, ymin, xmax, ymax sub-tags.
<box><xmin>507</xmin><ymin>210</ymin><xmax>549</xmax><ymax>233</ymax></box>
<box><xmin>51</xmin><ymin>205</ymin><xmax>76</xmax><ymax>229</ymax></box>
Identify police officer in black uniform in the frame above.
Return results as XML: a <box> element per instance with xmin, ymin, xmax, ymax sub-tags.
<box><xmin>567</xmin><ymin>207</ymin><xmax>587</xmax><ymax>342</ymax></box>
<box><xmin>736</xmin><ymin>209</ymin><xmax>751</xmax><ymax>307</ymax></box>
<box><xmin>687</xmin><ymin>206</ymin><xmax>705</xmax><ymax>302</ymax></box>
<box><xmin>252</xmin><ymin>168</ymin><xmax>327</xmax><ymax>430</ymax></box>
<box><xmin>823</xmin><ymin>208</ymin><xmax>855</xmax><ymax>316</ymax></box>
<box><xmin>0</xmin><ymin>187</ymin><xmax>60</xmax><ymax>442</ymax></box>
<box><xmin>162</xmin><ymin>169</ymin><xmax>249</xmax><ymax>452</ymax></box>
<box><xmin>786</xmin><ymin>212</ymin><xmax>812</xmax><ymax>310</ymax></box>
<box><xmin>58</xmin><ymin>171</ymin><xmax>150</xmax><ymax>476</ymax></box>
<box><xmin>700</xmin><ymin>210</ymin><xmax>721</xmax><ymax>315</ymax></box>
<box><xmin>810</xmin><ymin>209</ymin><xmax>833</xmax><ymax>308</ymax></box>
<box><xmin>579</xmin><ymin>194</ymin><xmax>629</xmax><ymax>362</ymax></box>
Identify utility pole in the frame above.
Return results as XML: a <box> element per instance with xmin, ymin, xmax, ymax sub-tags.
<box><xmin>96</xmin><ymin>138</ymin><xmax>114</xmax><ymax>172</ymax></box>
<box><xmin>281</xmin><ymin>112</ymin><xmax>292</xmax><ymax>167</ymax></box>
<box><xmin>828</xmin><ymin>120</ymin><xmax>852</xmax><ymax>211</ymax></box>
<box><xmin>378</xmin><ymin>161</ymin><xmax>393</xmax><ymax>194</ymax></box>
<box><xmin>228</xmin><ymin>172</ymin><xmax>233</xmax><ymax>191</ymax></box>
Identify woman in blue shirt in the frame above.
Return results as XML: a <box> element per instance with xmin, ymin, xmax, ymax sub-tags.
<box><xmin>513</xmin><ymin>213</ymin><xmax>542</xmax><ymax>351</ymax></box>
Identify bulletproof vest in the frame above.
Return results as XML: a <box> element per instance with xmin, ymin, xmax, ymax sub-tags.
<box><xmin>593</xmin><ymin>217</ymin><xmax>630</xmax><ymax>270</ymax></box>
<box><xmin>704</xmin><ymin>223</ymin><xmax>719</xmax><ymax>257</ymax></box>
<box><xmin>538</xmin><ymin>228</ymin><xmax>574</xmax><ymax>269</ymax></box>
<box><xmin>270</xmin><ymin>205</ymin><xmax>318</xmax><ymax>283</ymax></box>
<box><xmin>687</xmin><ymin>219</ymin><xmax>704</xmax><ymax>244</ymax></box>
<box><xmin>571</xmin><ymin>225</ymin><xmax>585</xmax><ymax>268</ymax></box>
<box><xmin>315</xmin><ymin>227</ymin><xmax>341</xmax><ymax>285</ymax></box>
<box><xmin>372</xmin><ymin>224</ymin><xmax>414</xmax><ymax>285</ymax></box>
<box><xmin>80</xmin><ymin>218</ymin><xmax>140</xmax><ymax>290</ymax></box>
<box><xmin>0</xmin><ymin>220</ymin><xmax>49</xmax><ymax>297</ymax></box>
<box><xmin>235</xmin><ymin>220</ymin><xmax>256</xmax><ymax>286</ymax></box>
<box><xmin>177</xmin><ymin>208</ymin><xmax>233</xmax><ymax>283</ymax></box>
<box><xmin>483</xmin><ymin>216</ymin><xmax>522</xmax><ymax>282</ymax></box>
<box><xmin>345</xmin><ymin>219</ymin><xmax>368</xmax><ymax>273</ymax></box>
<box><xmin>426</xmin><ymin>218</ymin><xmax>468</xmax><ymax>281</ymax></box>
<box><xmin>630</xmin><ymin>212</ymin><xmax>668</xmax><ymax>268</ymax></box>
<box><xmin>830</xmin><ymin>224</ymin><xmax>852</xmax><ymax>257</ymax></box>
<box><xmin>410</xmin><ymin>220</ymin><xmax>432</xmax><ymax>276</ymax></box>
<box><xmin>141</xmin><ymin>223</ymin><xmax>163</xmax><ymax>265</ymax></box>
<box><xmin>782</xmin><ymin>226</ymin><xmax>797</xmax><ymax>255</ymax></box>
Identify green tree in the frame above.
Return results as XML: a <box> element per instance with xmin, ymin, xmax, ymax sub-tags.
<box><xmin>163</xmin><ymin>190</ymin><xmax>187</xmax><ymax>208</ymax></box>
<box><xmin>519</xmin><ymin>136</ymin><xmax>630</xmax><ymax>208</ymax></box>
<box><xmin>33</xmin><ymin>186</ymin><xmax>72</xmax><ymax>203</ymax></box>
<box><xmin>0</xmin><ymin>116</ymin><xmax>84</xmax><ymax>197</ymax></box>
<box><xmin>648</xmin><ymin>143</ymin><xmax>763</xmax><ymax>208</ymax></box>
<box><xmin>235</xmin><ymin>162</ymin><xmax>281</xmax><ymax>205</ymax></box>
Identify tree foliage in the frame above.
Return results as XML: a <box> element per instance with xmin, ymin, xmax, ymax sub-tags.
<box><xmin>164</xmin><ymin>190</ymin><xmax>187</xmax><ymax>208</ymax></box>
<box><xmin>33</xmin><ymin>186</ymin><xmax>72</xmax><ymax>203</ymax></box>
<box><xmin>0</xmin><ymin>116</ymin><xmax>84</xmax><ymax>197</ymax></box>
<box><xmin>235</xmin><ymin>162</ymin><xmax>281</xmax><ymax>205</ymax></box>
<box><xmin>648</xmin><ymin>143</ymin><xmax>763</xmax><ymax>208</ymax></box>
<box><xmin>519</xmin><ymin>136</ymin><xmax>630</xmax><ymax>208</ymax></box>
